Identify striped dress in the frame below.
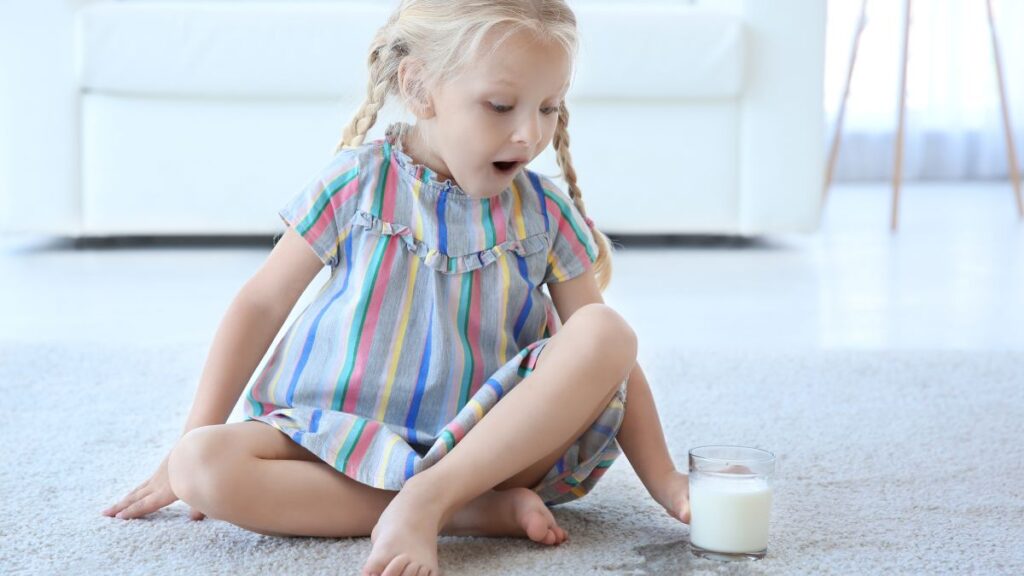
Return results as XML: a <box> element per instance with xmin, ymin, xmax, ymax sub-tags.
<box><xmin>243</xmin><ymin>123</ymin><xmax>627</xmax><ymax>506</ymax></box>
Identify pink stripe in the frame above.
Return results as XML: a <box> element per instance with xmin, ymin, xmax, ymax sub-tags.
<box><xmin>547</xmin><ymin>198</ymin><xmax>590</xmax><ymax>268</ymax></box>
<box><xmin>345</xmin><ymin>420</ymin><xmax>382</xmax><ymax>476</ymax></box>
<box><xmin>305</xmin><ymin>177</ymin><xmax>360</xmax><ymax>247</ymax></box>
<box><xmin>493</xmin><ymin>194</ymin><xmax>508</xmax><ymax>243</ymax></box>
<box><xmin>382</xmin><ymin>157</ymin><xmax>399</xmax><ymax>220</ymax></box>
<box><xmin>447</xmin><ymin>420</ymin><xmax>467</xmax><ymax>444</ymax></box>
<box><xmin>342</xmin><ymin>239</ymin><xmax>401</xmax><ymax>413</ymax></box>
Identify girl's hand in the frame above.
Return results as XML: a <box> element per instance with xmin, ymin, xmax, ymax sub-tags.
<box><xmin>101</xmin><ymin>453</ymin><xmax>205</xmax><ymax>521</ymax></box>
<box><xmin>651</xmin><ymin>469</ymin><xmax>690</xmax><ymax>524</ymax></box>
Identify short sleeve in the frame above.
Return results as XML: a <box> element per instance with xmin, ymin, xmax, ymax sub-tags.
<box><xmin>538</xmin><ymin>176</ymin><xmax>599</xmax><ymax>284</ymax></box>
<box><xmin>278</xmin><ymin>149</ymin><xmax>362</xmax><ymax>268</ymax></box>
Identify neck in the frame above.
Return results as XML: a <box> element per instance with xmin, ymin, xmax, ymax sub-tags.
<box><xmin>402</xmin><ymin>123</ymin><xmax>455</xmax><ymax>184</ymax></box>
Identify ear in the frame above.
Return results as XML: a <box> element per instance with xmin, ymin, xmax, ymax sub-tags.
<box><xmin>398</xmin><ymin>59</ymin><xmax>435</xmax><ymax>120</ymax></box>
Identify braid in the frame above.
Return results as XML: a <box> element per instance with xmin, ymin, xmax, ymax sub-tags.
<box><xmin>553</xmin><ymin>102</ymin><xmax>614</xmax><ymax>291</ymax></box>
<box><xmin>336</xmin><ymin>32</ymin><xmax>406</xmax><ymax>151</ymax></box>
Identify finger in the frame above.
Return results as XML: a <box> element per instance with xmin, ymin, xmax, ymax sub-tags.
<box><xmin>104</xmin><ymin>477</ymin><xmax>154</xmax><ymax>512</ymax></box>
<box><xmin>104</xmin><ymin>486</ymin><xmax>148</xmax><ymax>517</ymax></box>
<box><xmin>116</xmin><ymin>492</ymin><xmax>169</xmax><ymax>519</ymax></box>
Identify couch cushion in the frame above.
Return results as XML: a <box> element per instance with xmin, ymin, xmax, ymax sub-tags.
<box><xmin>76</xmin><ymin>1</ymin><xmax>744</xmax><ymax>99</ymax></box>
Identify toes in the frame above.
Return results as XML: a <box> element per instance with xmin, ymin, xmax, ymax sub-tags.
<box><xmin>381</xmin><ymin>554</ymin><xmax>412</xmax><ymax>576</ymax></box>
<box><xmin>523</xmin><ymin>513</ymin><xmax>551</xmax><ymax>543</ymax></box>
<box><xmin>400</xmin><ymin>562</ymin><xmax>428</xmax><ymax>576</ymax></box>
<box><xmin>361</xmin><ymin>555</ymin><xmax>388</xmax><ymax>576</ymax></box>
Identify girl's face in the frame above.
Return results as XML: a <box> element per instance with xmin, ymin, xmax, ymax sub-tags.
<box><xmin>409</xmin><ymin>29</ymin><xmax>571</xmax><ymax>199</ymax></box>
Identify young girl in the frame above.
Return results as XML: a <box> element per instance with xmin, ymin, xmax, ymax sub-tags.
<box><xmin>102</xmin><ymin>1</ymin><xmax>690</xmax><ymax>574</ymax></box>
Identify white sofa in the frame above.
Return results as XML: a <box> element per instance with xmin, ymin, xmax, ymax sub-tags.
<box><xmin>0</xmin><ymin>0</ymin><xmax>825</xmax><ymax>237</ymax></box>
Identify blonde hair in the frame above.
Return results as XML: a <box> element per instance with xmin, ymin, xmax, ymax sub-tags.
<box><xmin>337</xmin><ymin>0</ymin><xmax>614</xmax><ymax>291</ymax></box>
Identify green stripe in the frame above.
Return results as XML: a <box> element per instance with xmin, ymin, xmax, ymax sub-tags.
<box><xmin>441</xmin><ymin>429</ymin><xmax>456</xmax><ymax>451</ymax></box>
<box><xmin>457</xmin><ymin>273</ymin><xmax>474</xmax><ymax>409</ymax></box>
<box><xmin>332</xmin><ymin>236</ymin><xmax>390</xmax><ymax>410</ymax></box>
<box><xmin>596</xmin><ymin>460</ymin><xmax>615</xmax><ymax>469</ymax></box>
<box><xmin>542</xmin><ymin>188</ymin><xmax>597</xmax><ymax>261</ymax></box>
<box><xmin>482</xmin><ymin>198</ymin><xmax>495</xmax><ymax>247</ymax></box>
<box><xmin>564</xmin><ymin>476</ymin><xmax>580</xmax><ymax>486</ymax></box>
<box><xmin>335</xmin><ymin>419</ymin><xmax>368</xmax><ymax>470</ymax></box>
<box><xmin>296</xmin><ymin>166</ymin><xmax>359</xmax><ymax>234</ymax></box>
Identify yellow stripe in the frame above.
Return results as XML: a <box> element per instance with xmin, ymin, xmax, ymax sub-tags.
<box><xmin>322</xmin><ymin>226</ymin><xmax>352</xmax><ymax>267</ymax></box>
<box><xmin>511</xmin><ymin>181</ymin><xmax>527</xmax><ymax>239</ymax></box>
<box><xmin>412</xmin><ymin>178</ymin><xmax>424</xmax><ymax>240</ymax></box>
<box><xmin>378</xmin><ymin>255</ymin><xmax>420</xmax><ymax>420</ymax></box>
<box><xmin>546</xmin><ymin>252</ymin><xmax>567</xmax><ymax>282</ymax></box>
<box><xmin>571</xmin><ymin>486</ymin><xmax>587</xmax><ymax>498</ymax></box>
<box><xmin>469</xmin><ymin>398</ymin><xmax>484</xmax><ymax>421</ymax></box>
<box><xmin>375</xmin><ymin>435</ymin><xmax>403</xmax><ymax>487</ymax></box>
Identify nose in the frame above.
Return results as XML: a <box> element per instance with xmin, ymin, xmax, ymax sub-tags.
<box><xmin>512</xmin><ymin>112</ymin><xmax>541</xmax><ymax>148</ymax></box>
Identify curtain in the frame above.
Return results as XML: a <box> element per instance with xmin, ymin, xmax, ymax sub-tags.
<box><xmin>826</xmin><ymin>0</ymin><xmax>1024</xmax><ymax>181</ymax></box>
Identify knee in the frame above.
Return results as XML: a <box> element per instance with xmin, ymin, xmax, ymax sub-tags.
<box><xmin>565</xmin><ymin>303</ymin><xmax>638</xmax><ymax>375</ymax></box>
<box><xmin>168</xmin><ymin>426</ymin><xmax>238</xmax><ymax>510</ymax></box>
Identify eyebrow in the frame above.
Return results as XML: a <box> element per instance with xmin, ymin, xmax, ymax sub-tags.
<box><xmin>488</xmin><ymin>77</ymin><xmax>569</xmax><ymax>97</ymax></box>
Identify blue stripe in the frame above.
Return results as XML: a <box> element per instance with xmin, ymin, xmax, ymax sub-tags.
<box><xmin>285</xmin><ymin>232</ymin><xmax>355</xmax><ymax>406</ymax></box>
<box><xmin>310</xmin><ymin>409</ymin><xmax>322</xmax><ymax>434</ymax></box>
<box><xmin>512</xmin><ymin>253</ymin><xmax>534</xmax><ymax>341</ymax></box>
<box><xmin>404</xmin><ymin>450</ymin><xmax>417</xmax><ymax>480</ymax></box>
<box><xmin>437</xmin><ymin>187</ymin><xmax>449</xmax><ymax>253</ymax></box>
<box><xmin>405</xmin><ymin>302</ymin><xmax>434</xmax><ymax>445</ymax></box>
<box><xmin>592</xmin><ymin>422</ymin><xmax>615</xmax><ymax>437</ymax></box>
<box><xmin>485</xmin><ymin>378</ymin><xmax>505</xmax><ymax>401</ymax></box>
<box><xmin>528</xmin><ymin>171</ymin><xmax>550</xmax><ymax>233</ymax></box>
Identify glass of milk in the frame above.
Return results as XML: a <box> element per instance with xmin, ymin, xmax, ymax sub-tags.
<box><xmin>688</xmin><ymin>445</ymin><xmax>776</xmax><ymax>561</ymax></box>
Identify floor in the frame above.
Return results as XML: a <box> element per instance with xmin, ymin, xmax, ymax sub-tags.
<box><xmin>1</xmin><ymin>182</ymin><xmax>1022</xmax><ymax>352</ymax></box>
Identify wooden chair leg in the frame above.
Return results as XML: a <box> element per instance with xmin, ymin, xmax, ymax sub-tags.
<box><xmin>891</xmin><ymin>0</ymin><xmax>912</xmax><ymax>232</ymax></box>
<box><xmin>823</xmin><ymin>0</ymin><xmax>870</xmax><ymax>211</ymax></box>
<box><xmin>986</xmin><ymin>0</ymin><xmax>1023</xmax><ymax>219</ymax></box>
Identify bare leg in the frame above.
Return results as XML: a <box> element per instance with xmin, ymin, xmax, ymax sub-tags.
<box><xmin>362</xmin><ymin>303</ymin><xmax>638</xmax><ymax>576</ymax></box>
<box><xmin>167</xmin><ymin>421</ymin><xmax>568</xmax><ymax>544</ymax></box>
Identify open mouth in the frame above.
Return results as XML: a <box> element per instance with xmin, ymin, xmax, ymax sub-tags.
<box><xmin>492</xmin><ymin>160</ymin><xmax>521</xmax><ymax>174</ymax></box>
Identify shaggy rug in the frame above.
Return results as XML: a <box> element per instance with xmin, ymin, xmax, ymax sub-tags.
<box><xmin>2</xmin><ymin>342</ymin><xmax>1021</xmax><ymax>575</ymax></box>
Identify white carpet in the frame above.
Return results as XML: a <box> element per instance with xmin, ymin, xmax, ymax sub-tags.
<box><xmin>2</xmin><ymin>342</ymin><xmax>1022</xmax><ymax>575</ymax></box>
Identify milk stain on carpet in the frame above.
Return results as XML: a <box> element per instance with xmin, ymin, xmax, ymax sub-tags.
<box><xmin>598</xmin><ymin>538</ymin><xmax>762</xmax><ymax>575</ymax></box>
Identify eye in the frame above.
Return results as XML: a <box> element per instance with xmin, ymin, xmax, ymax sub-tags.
<box><xmin>489</xmin><ymin>103</ymin><xmax>513</xmax><ymax>113</ymax></box>
<box><xmin>540</xmin><ymin>106</ymin><xmax>559</xmax><ymax>115</ymax></box>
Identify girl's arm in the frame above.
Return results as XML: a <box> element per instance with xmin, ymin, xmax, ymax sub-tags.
<box><xmin>181</xmin><ymin>226</ymin><xmax>325</xmax><ymax>433</ymax></box>
<box><xmin>104</xmin><ymin>227</ymin><xmax>325</xmax><ymax>520</ymax></box>
<box><xmin>614</xmin><ymin>363</ymin><xmax>682</xmax><ymax>502</ymax></box>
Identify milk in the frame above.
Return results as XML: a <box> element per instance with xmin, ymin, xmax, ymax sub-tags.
<box><xmin>689</xmin><ymin>474</ymin><xmax>772</xmax><ymax>554</ymax></box>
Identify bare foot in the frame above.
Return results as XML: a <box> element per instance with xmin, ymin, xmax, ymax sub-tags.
<box><xmin>442</xmin><ymin>487</ymin><xmax>568</xmax><ymax>546</ymax></box>
<box><xmin>362</xmin><ymin>477</ymin><xmax>446</xmax><ymax>576</ymax></box>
